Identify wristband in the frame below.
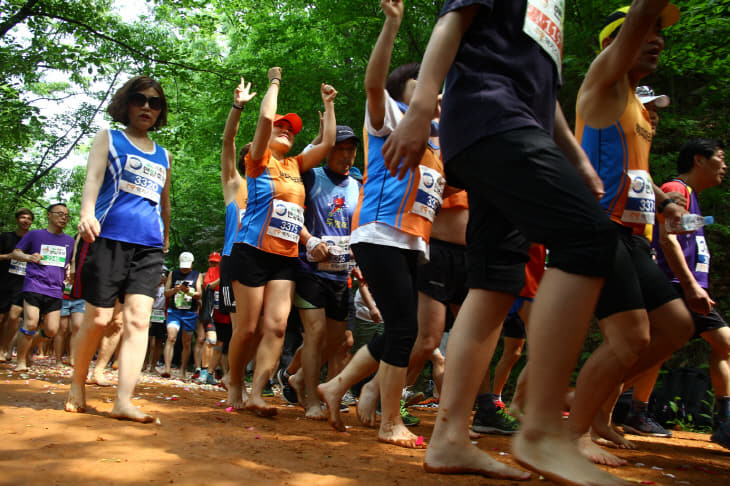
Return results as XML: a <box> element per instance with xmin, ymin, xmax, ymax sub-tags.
<box><xmin>657</xmin><ymin>198</ymin><xmax>676</xmax><ymax>214</ymax></box>
<box><xmin>270</xmin><ymin>78</ymin><xmax>281</xmax><ymax>85</ymax></box>
<box><xmin>232</xmin><ymin>103</ymin><xmax>244</xmax><ymax>110</ymax></box>
<box><xmin>306</xmin><ymin>237</ymin><xmax>323</xmax><ymax>254</ymax></box>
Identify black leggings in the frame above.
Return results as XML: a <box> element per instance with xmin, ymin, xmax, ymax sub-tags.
<box><xmin>352</xmin><ymin>243</ymin><xmax>419</xmax><ymax>368</ymax></box>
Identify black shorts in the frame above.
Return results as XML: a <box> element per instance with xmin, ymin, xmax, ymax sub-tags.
<box><xmin>216</xmin><ymin>322</ymin><xmax>233</xmax><ymax>354</ymax></box>
<box><xmin>294</xmin><ymin>272</ymin><xmax>350</xmax><ymax>322</ymax></box>
<box><xmin>502</xmin><ymin>312</ymin><xmax>527</xmax><ymax>339</ymax></box>
<box><xmin>595</xmin><ymin>231</ymin><xmax>679</xmax><ymax>320</ymax></box>
<box><xmin>417</xmin><ymin>239</ymin><xmax>468</xmax><ymax>306</ymax></box>
<box><xmin>0</xmin><ymin>286</ymin><xmax>22</xmax><ymax>313</ymax></box>
<box><xmin>229</xmin><ymin>243</ymin><xmax>298</xmax><ymax>287</ymax></box>
<box><xmin>671</xmin><ymin>282</ymin><xmax>728</xmax><ymax>338</ymax></box>
<box><xmin>205</xmin><ymin>320</ymin><xmax>217</xmax><ymax>333</ymax></box>
<box><xmin>149</xmin><ymin>321</ymin><xmax>167</xmax><ymax>339</ymax></box>
<box><xmin>23</xmin><ymin>291</ymin><xmax>62</xmax><ymax>315</ymax></box>
<box><xmin>446</xmin><ymin>127</ymin><xmax>617</xmax><ymax>295</ymax></box>
<box><xmin>219</xmin><ymin>255</ymin><xmax>236</xmax><ymax>313</ymax></box>
<box><xmin>74</xmin><ymin>237</ymin><xmax>164</xmax><ymax>308</ymax></box>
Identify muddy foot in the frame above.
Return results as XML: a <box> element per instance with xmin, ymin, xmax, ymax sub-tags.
<box><xmin>357</xmin><ymin>379</ymin><xmax>379</xmax><ymax>428</ymax></box>
<box><xmin>317</xmin><ymin>381</ymin><xmax>344</xmax><ymax>432</ymax></box>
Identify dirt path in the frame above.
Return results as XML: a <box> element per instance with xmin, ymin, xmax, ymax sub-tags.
<box><xmin>1</xmin><ymin>359</ymin><xmax>727</xmax><ymax>485</ymax></box>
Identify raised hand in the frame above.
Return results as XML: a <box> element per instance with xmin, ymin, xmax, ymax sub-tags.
<box><xmin>234</xmin><ymin>77</ymin><xmax>257</xmax><ymax>106</ymax></box>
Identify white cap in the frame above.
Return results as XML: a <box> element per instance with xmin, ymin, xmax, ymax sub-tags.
<box><xmin>179</xmin><ymin>251</ymin><xmax>194</xmax><ymax>269</ymax></box>
<box><xmin>636</xmin><ymin>86</ymin><xmax>670</xmax><ymax>108</ymax></box>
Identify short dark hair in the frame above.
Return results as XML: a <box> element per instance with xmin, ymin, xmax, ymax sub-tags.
<box><xmin>677</xmin><ymin>138</ymin><xmax>725</xmax><ymax>174</ymax></box>
<box><xmin>47</xmin><ymin>202</ymin><xmax>67</xmax><ymax>213</ymax></box>
<box><xmin>237</xmin><ymin>143</ymin><xmax>251</xmax><ymax>177</ymax></box>
<box><xmin>15</xmin><ymin>208</ymin><xmax>34</xmax><ymax>221</ymax></box>
<box><xmin>107</xmin><ymin>76</ymin><xmax>168</xmax><ymax>130</ymax></box>
<box><xmin>386</xmin><ymin>63</ymin><xmax>420</xmax><ymax>102</ymax></box>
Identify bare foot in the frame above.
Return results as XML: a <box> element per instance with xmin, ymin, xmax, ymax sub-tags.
<box><xmin>64</xmin><ymin>383</ymin><xmax>87</xmax><ymax>413</ymax></box>
<box><xmin>89</xmin><ymin>374</ymin><xmax>114</xmax><ymax>387</ymax></box>
<box><xmin>378</xmin><ymin>421</ymin><xmax>425</xmax><ymax>449</ymax></box>
<box><xmin>356</xmin><ymin>379</ymin><xmax>379</xmax><ymax>427</ymax></box>
<box><xmin>591</xmin><ymin>423</ymin><xmax>636</xmax><ymax>450</ymax></box>
<box><xmin>513</xmin><ymin>428</ymin><xmax>628</xmax><ymax>486</ymax></box>
<box><xmin>161</xmin><ymin>371</ymin><xmax>171</xmax><ymax>378</ymax></box>
<box><xmin>579</xmin><ymin>434</ymin><xmax>627</xmax><ymax>466</ymax></box>
<box><xmin>288</xmin><ymin>372</ymin><xmax>305</xmax><ymax>408</ymax></box>
<box><xmin>317</xmin><ymin>381</ymin><xmax>344</xmax><ymax>432</ymax></box>
<box><xmin>304</xmin><ymin>402</ymin><xmax>327</xmax><ymax>421</ymax></box>
<box><xmin>468</xmin><ymin>428</ymin><xmax>482</xmax><ymax>440</ymax></box>
<box><xmin>227</xmin><ymin>383</ymin><xmax>246</xmax><ymax>410</ymax></box>
<box><xmin>425</xmin><ymin>437</ymin><xmax>530</xmax><ymax>480</ymax></box>
<box><xmin>245</xmin><ymin>395</ymin><xmax>277</xmax><ymax>417</ymax></box>
<box><xmin>110</xmin><ymin>401</ymin><xmax>155</xmax><ymax>423</ymax></box>
<box><xmin>14</xmin><ymin>362</ymin><xmax>29</xmax><ymax>372</ymax></box>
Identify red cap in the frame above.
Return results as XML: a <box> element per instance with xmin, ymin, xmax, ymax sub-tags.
<box><xmin>208</xmin><ymin>252</ymin><xmax>221</xmax><ymax>263</ymax></box>
<box><xmin>274</xmin><ymin>113</ymin><xmax>302</xmax><ymax>135</ymax></box>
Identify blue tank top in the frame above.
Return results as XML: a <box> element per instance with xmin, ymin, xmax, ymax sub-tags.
<box><xmin>299</xmin><ymin>167</ymin><xmax>361</xmax><ymax>281</ymax></box>
<box><xmin>222</xmin><ymin>183</ymin><xmax>248</xmax><ymax>256</ymax></box>
<box><xmin>96</xmin><ymin>130</ymin><xmax>169</xmax><ymax>247</ymax></box>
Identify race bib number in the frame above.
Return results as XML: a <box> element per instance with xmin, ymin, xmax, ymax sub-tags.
<box><xmin>267</xmin><ymin>199</ymin><xmax>304</xmax><ymax>243</ymax></box>
<box><xmin>40</xmin><ymin>244</ymin><xmax>67</xmax><ymax>267</ymax></box>
<box><xmin>318</xmin><ymin>235</ymin><xmax>353</xmax><ymax>273</ymax></box>
<box><xmin>8</xmin><ymin>259</ymin><xmax>26</xmax><ymax>276</ymax></box>
<box><xmin>695</xmin><ymin>235</ymin><xmax>710</xmax><ymax>274</ymax></box>
<box><xmin>523</xmin><ymin>0</ymin><xmax>564</xmax><ymax>75</ymax></box>
<box><xmin>120</xmin><ymin>155</ymin><xmax>166</xmax><ymax>204</ymax></box>
<box><xmin>151</xmin><ymin>308</ymin><xmax>166</xmax><ymax>323</ymax></box>
<box><xmin>410</xmin><ymin>166</ymin><xmax>445</xmax><ymax>223</ymax></box>
<box><xmin>621</xmin><ymin>170</ymin><xmax>655</xmax><ymax>225</ymax></box>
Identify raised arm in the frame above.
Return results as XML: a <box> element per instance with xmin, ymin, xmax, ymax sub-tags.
<box><xmin>78</xmin><ymin>129</ymin><xmax>110</xmax><ymax>243</ymax></box>
<box><xmin>221</xmin><ymin>78</ymin><xmax>256</xmax><ymax>203</ymax></box>
<box><xmin>365</xmin><ymin>0</ymin><xmax>404</xmax><ymax>131</ymax></box>
<box><xmin>161</xmin><ymin>155</ymin><xmax>172</xmax><ymax>254</ymax></box>
<box><xmin>300</xmin><ymin>84</ymin><xmax>337</xmax><ymax>171</ymax></box>
<box><xmin>382</xmin><ymin>4</ymin><xmax>478</xmax><ymax>179</ymax></box>
<box><xmin>249</xmin><ymin>67</ymin><xmax>281</xmax><ymax>161</ymax></box>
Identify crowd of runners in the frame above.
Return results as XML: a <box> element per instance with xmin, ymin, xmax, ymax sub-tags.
<box><xmin>0</xmin><ymin>1</ymin><xmax>728</xmax><ymax>484</ymax></box>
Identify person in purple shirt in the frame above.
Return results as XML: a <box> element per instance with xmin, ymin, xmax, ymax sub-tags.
<box><xmin>10</xmin><ymin>203</ymin><xmax>74</xmax><ymax>371</ymax></box>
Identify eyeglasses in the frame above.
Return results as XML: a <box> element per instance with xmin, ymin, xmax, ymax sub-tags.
<box><xmin>49</xmin><ymin>211</ymin><xmax>69</xmax><ymax>219</ymax></box>
<box><xmin>129</xmin><ymin>92</ymin><xmax>163</xmax><ymax>111</ymax></box>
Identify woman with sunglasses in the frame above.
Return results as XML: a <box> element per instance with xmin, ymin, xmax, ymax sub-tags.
<box><xmin>226</xmin><ymin>67</ymin><xmax>337</xmax><ymax>416</ymax></box>
<box><xmin>65</xmin><ymin>76</ymin><xmax>171</xmax><ymax>423</ymax></box>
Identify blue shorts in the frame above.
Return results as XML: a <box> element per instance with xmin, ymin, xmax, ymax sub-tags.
<box><xmin>166</xmin><ymin>308</ymin><xmax>198</xmax><ymax>333</ymax></box>
<box><xmin>61</xmin><ymin>298</ymin><xmax>86</xmax><ymax>317</ymax></box>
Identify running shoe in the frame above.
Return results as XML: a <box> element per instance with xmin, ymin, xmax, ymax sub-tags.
<box><xmin>710</xmin><ymin>421</ymin><xmax>730</xmax><ymax>449</ymax></box>
<box><xmin>276</xmin><ymin>369</ymin><xmax>298</xmax><ymax>405</ymax></box>
<box><xmin>402</xmin><ymin>389</ymin><xmax>425</xmax><ymax>408</ymax></box>
<box><xmin>196</xmin><ymin>369</ymin><xmax>209</xmax><ymax>384</ymax></box>
<box><xmin>205</xmin><ymin>373</ymin><xmax>218</xmax><ymax>385</ymax></box>
<box><xmin>414</xmin><ymin>396</ymin><xmax>439</xmax><ymax>408</ymax></box>
<box><xmin>472</xmin><ymin>408</ymin><xmax>520</xmax><ymax>435</ymax></box>
<box><xmin>191</xmin><ymin>368</ymin><xmax>201</xmax><ymax>380</ymax></box>
<box><xmin>622</xmin><ymin>412</ymin><xmax>673</xmax><ymax>438</ymax></box>
<box><xmin>342</xmin><ymin>390</ymin><xmax>357</xmax><ymax>406</ymax></box>
<box><xmin>340</xmin><ymin>401</ymin><xmax>350</xmax><ymax>413</ymax></box>
<box><xmin>262</xmin><ymin>380</ymin><xmax>275</xmax><ymax>397</ymax></box>
<box><xmin>400</xmin><ymin>399</ymin><xmax>420</xmax><ymax>427</ymax></box>
<box><xmin>494</xmin><ymin>399</ymin><xmax>506</xmax><ymax>410</ymax></box>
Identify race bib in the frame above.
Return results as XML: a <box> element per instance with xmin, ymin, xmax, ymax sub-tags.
<box><xmin>151</xmin><ymin>308</ymin><xmax>166</xmax><ymax>323</ymax></box>
<box><xmin>120</xmin><ymin>155</ymin><xmax>166</xmax><ymax>204</ymax></box>
<box><xmin>40</xmin><ymin>244</ymin><xmax>67</xmax><ymax>267</ymax></box>
<box><xmin>214</xmin><ymin>290</ymin><xmax>220</xmax><ymax>310</ymax></box>
<box><xmin>8</xmin><ymin>259</ymin><xmax>26</xmax><ymax>276</ymax></box>
<box><xmin>523</xmin><ymin>0</ymin><xmax>564</xmax><ymax>75</ymax></box>
<box><xmin>695</xmin><ymin>235</ymin><xmax>710</xmax><ymax>274</ymax></box>
<box><xmin>63</xmin><ymin>281</ymin><xmax>73</xmax><ymax>295</ymax></box>
<box><xmin>317</xmin><ymin>235</ymin><xmax>353</xmax><ymax>273</ymax></box>
<box><xmin>410</xmin><ymin>166</ymin><xmax>445</xmax><ymax>223</ymax></box>
<box><xmin>621</xmin><ymin>170</ymin><xmax>655</xmax><ymax>225</ymax></box>
<box><xmin>267</xmin><ymin>199</ymin><xmax>304</xmax><ymax>243</ymax></box>
<box><xmin>174</xmin><ymin>286</ymin><xmax>194</xmax><ymax>310</ymax></box>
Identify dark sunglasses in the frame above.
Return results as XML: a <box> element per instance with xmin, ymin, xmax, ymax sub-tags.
<box><xmin>129</xmin><ymin>92</ymin><xmax>163</xmax><ymax>111</ymax></box>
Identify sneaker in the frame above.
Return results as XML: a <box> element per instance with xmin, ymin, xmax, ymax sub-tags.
<box><xmin>262</xmin><ymin>380</ymin><xmax>275</xmax><ymax>397</ymax></box>
<box><xmin>191</xmin><ymin>368</ymin><xmax>201</xmax><ymax>380</ymax></box>
<box><xmin>414</xmin><ymin>396</ymin><xmax>439</xmax><ymax>408</ymax></box>
<box><xmin>623</xmin><ymin>412</ymin><xmax>672</xmax><ymax>438</ymax></box>
<box><xmin>196</xmin><ymin>369</ymin><xmax>209</xmax><ymax>383</ymax></box>
<box><xmin>472</xmin><ymin>408</ymin><xmax>520</xmax><ymax>435</ymax></box>
<box><xmin>340</xmin><ymin>401</ymin><xmax>350</xmax><ymax>413</ymax></box>
<box><xmin>402</xmin><ymin>388</ymin><xmax>425</xmax><ymax>407</ymax></box>
<box><xmin>710</xmin><ymin>421</ymin><xmax>730</xmax><ymax>449</ymax></box>
<box><xmin>205</xmin><ymin>373</ymin><xmax>218</xmax><ymax>385</ymax></box>
<box><xmin>277</xmin><ymin>369</ymin><xmax>298</xmax><ymax>405</ymax></box>
<box><xmin>400</xmin><ymin>399</ymin><xmax>420</xmax><ymax>427</ymax></box>
<box><xmin>494</xmin><ymin>399</ymin><xmax>506</xmax><ymax>410</ymax></box>
<box><xmin>342</xmin><ymin>390</ymin><xmax>357</xmax><ymax>406</ymax></box>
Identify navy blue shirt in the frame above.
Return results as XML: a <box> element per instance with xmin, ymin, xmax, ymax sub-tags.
<box><xmin>439</xmin><ymin>0</ymin><xmax>559</xmax><ymax>163</ymax></box>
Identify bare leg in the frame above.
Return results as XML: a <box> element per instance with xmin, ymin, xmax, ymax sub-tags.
<box><xmin>14</xmin><ymin>301</ymin><xmax>41</xmax><ymax>371</ymax></box>
<box><xmin>194</xmin><ymin>321</ymin><xmax>205</xmax><ymax>371</ymax></box>
<box><xmin>405</xmin><ymin>293</ymin><xmax>446</xmax><ymax>387</ymax></box>
<box><xmin>703</xmin><ymin>327</ymin><xmax>730</xmax><ymax>398</ymax></box>
<box><xmin>513</xmin><ymin>269</ymin><xmax>624</xmax><ymax>485</ymax></box>
<box><xmin>110</xmin><ymin>294</ymin><xmax>155</xmax><ymax>423</ymax></box>
<box><xmin>68</xmin><ymin>310</ymin><xmax>84</xmax><ymax>367</ymax></box>
<box><xmin>377</xmin><ymin>362</ymin><xmax>423</xmax><ymax>448</ymax></box>
<box><xmin>493</xmin><ymin>336</ymin><xmax>525</xmax><ymax>397</ymax></box>
<box><xmin>1</xmin><ymin>305</ymin><xmax>23</xmax><ymax>361</ymax></box>
<box><xmin>425</xmin><ymin>289</ymin><xmax>529</xmax><ymax>480</ymax></box>
<box><xmin>179</xmin><ymin>331</ymin><xmax>193</xmax><ymax>380</ymax></box>
<box><xmin>162</xmin><ymin>325</ymin><xmax>178</xmax><ymax>377</ymax></box>
<box><xmin>298</xmin><ymin>307</ymin><xmax>328</xmax><ymax>419</ymax></box>
<box><xmin>54</xmin><ymin>315</ymin><xmax>69</xmax><ymax>363</ymax></box>
<box><xmin>65</xmin><ymin>303</ymin><xmax>115</xmax><ymax>413</ymax></box>
<box><xmin>90</xmin><ymin>312</ymin><xmax>123</xmax><ymax>386</ymax></box>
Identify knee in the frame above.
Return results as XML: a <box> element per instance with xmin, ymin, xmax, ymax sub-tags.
<box><xmin>261</xmin><ymin>318</ymin><xmax>286</xmax><ymax>339</ymax></box>
<box><xmin>612</xmin><ymin>328</ymin><xmax>651</xmax><ymax>367</ymax></box>
<box><xmin>415</xmin><ymin>333</ymin><xmax>440</xmax><ymax>357</ymax></box>
<box><xmin>344</xmin><ymin>332</ymin><xmax>354</xmax><ymax>349</ymax></box>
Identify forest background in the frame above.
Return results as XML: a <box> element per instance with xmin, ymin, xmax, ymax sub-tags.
<box><xmin>1</xmin><ymin>0</ymin><xmax>729</xmax><ymax>379</ymax></box>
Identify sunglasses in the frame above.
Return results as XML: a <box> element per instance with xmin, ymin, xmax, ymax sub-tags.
<box><xmin>129</xmin><ymin>92</ymin><xmax>163</xmax><ymax>111</ymax></box>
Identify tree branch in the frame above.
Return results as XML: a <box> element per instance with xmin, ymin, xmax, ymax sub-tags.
<box><xmin>0</xmin><ymin>0</ymin><xmax>39</xmax><ymax>38</ymax></box>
